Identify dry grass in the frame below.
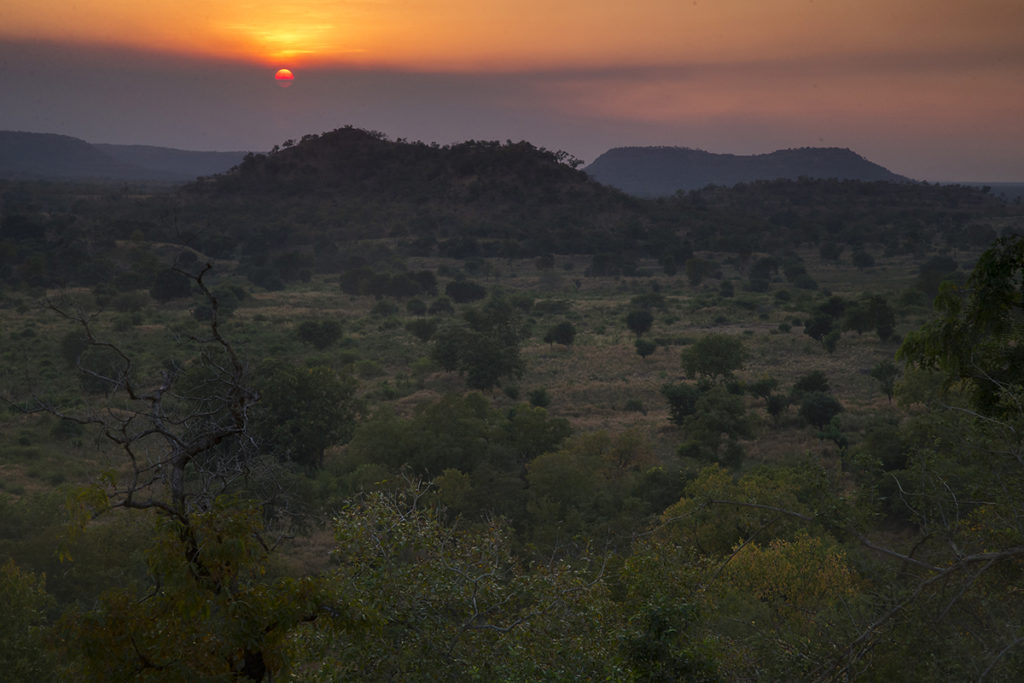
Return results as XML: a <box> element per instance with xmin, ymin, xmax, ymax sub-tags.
<box><xmin>2</xmin><ymin>249</ymin><xmax>941</xmax><ymax>499</ymax></box>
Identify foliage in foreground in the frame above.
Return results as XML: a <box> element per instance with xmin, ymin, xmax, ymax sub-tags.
<box><xmin>6</xmin><ymin>236</ymin><xmax>1024</xmax><ymax>680</ymax></box>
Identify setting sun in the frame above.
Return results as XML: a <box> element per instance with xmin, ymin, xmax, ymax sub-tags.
<box><xmin>274</xmin><ymin>68</ymin><xmax>294</xmax><ymax>87</ymax></box>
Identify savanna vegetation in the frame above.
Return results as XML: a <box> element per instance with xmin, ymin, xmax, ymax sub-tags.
<box><xmin>2</xmin><ymin>128</ymin><xmax>1024</xmax><ymax>680</ymax></box>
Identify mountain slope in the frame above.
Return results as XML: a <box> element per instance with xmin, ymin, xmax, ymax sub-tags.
<box><xmin>585</xmin><ymin>146</ymin><xmax>908</xmax><ymax>196</ymax></box>
<box><xmin>0</xmin><ymin>131</ymin><xmax>150</xmax><ymax>179</ymax></box>
<box><xmin>0</xmin><ymin>131</ymin><xmax>246</xmax><ymax>181</ymax></box>
<box><xmin>178</xmin><ymin>127</ymin><xmax>650</xmax><ymax>256</ymax></box>
<box><xmin>94</xmin><ymin>144</ymin><xmax>246</xmax><ymax>180</ymax></box>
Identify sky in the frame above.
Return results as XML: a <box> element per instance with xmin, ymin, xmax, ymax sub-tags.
<box><xmin>1</xmin><ymin>1</ymin><xmax>1022</xmax><ymax>181</ymax></box>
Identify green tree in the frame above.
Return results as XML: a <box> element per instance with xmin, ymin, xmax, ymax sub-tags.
<box><xmin>60</xmin><ymin>502</ymin><xmax>328</xmax><ymax>681</ymax></box>
<box><xmin>405</xmin><ymin>317</ymin><xmax>438</xmax><ymax>342</ymax></box>
<box><xmin>543</xmin><ymin>320</ymin><xmax>577</xmax><ymax>347</ymax></box>
<box><xmin>635</xmin><ymin>337</ymin><xmax>657</xmax><ymax>359</ymax></box>
<box><xmin>798</xmin><ymin>391</ymin><xmax>843</xmax><ymax>429</ymax></box>
<box><xmin>406</xmin><ymin>298</ymin><xmax>427</xmax><ymax>316</ymax></box>
<box><xmin>679</xmin><ymin>334</ymin><xmax>746</xmax><ymax>384</ymax></box>
<box><xmin>747</xmin><ymin>376</ymin><xmax>779</xmax><ymax>402</ymax></box>
<box><xmin>803</xmin><ymin>311</ymin><xmax>834</xmax><ymax>342</ymax></box>
<box><xmin>430</xmin><ymin>322</ymin><xmax>467</xmax><ymax>372</ymax></box>
<box><xmin>431</xmin><ymin>294</ymin><xmax>527</xmax><ymax>390</ymax></box>
<box><xmin>852</xmin><ymin>249</ymin><xmax>875</xmax><ymax>269</ymax></box>
<box><xmin>626</xmin><ymin>309</ymin><xmax>654</xmax><ymax>337</ymax></box>
<box><xmin>445</xmin><ymin>279</ymin><xmax>487</xmax><ymax>303</ymax></box>
<box><xmin>528</xmin><ymin>387</ymin><xmax>552</xmax><ymax>407</ymax></box>
<box><xmin>676</xmin><ymin>386</ymin><xmax>752</xmax><ymax>466</ymax></box>
<box><xmin>867</xmin><ymin>295</ymin><xmax>896</xmax><ymax>341</ymax></box>
<box><xmin>0</xmin><ymin>560</ymin><xmax>56</xmax><ymax>681</ymax></box>
<box><xmin>685</xmin><ymin>257</ymin><xmax>712</xmax><ymax>286</ymax></box>
<box><xmin>900</xmin><ymin>235</ymin><xmax>1024</xmax><ymax>414</ymax></box>
<box><xmin>38</xmin><ymin>266</ymin><xmax>325</xmax><ymax>681</ymax></box>
<box><xmin>916</xmin><ymin>254</ymin><xmax>960</xmax><ymax>299</ymax></box>
<box><xmin>296</xmin><ymin>319</ymin><xmax>343</xmax><ymax>349</ymax></box>
<box><xmin>870</xmin><ymin>359</ymin><xmax>900</xmax><ymax>402</ymax></box>
<box><xmin>765</xmin><ymin>393</ymin><xmax>790</xmax><ymax>424</ymax></box>
<box><xmin>713</xmin><ymin>533</ymin><xmax>859</xmax><ymax>678</ymax></box>
<box><xmin>294</xmin><ymin>486</ymin><xmax>619</xmax><ymax>680</ymax></box>
<box><xmin>526</xmin><ymin>430</ymin><xmax>657</xmax><ymax>547</ymax></box>
<box><xmin>661</xmin><ymin>382</ymin><xmax>700</xmax><ymax>425</ymax></box>
<box><xmin>251</xmin><ymin>362</ymin><xmax>360</xmax><ymax>471</ymax></box>
<box><xmin>850</xmin><ymin>238</ymin><xmax>1024</xmax><ymax>677</ymax></box>
<box><xmin>842</xmin><ymin>301</ymin><xmax>876</xmax><ymax>335</ymax></box>
<box><xmin>823</xmin><ymin>329</ymin><xmax>841</xmax><ymax>354</ymax></box>
<box><xmin>791</xmin><ymin>370</ymin><xmax>831</xmax><ymax>401</ymax></box>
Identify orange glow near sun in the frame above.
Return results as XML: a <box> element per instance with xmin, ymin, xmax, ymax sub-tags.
<box><xmin>0</xmin><ymin>1</ymin><xmax>1021</xmax><ymax>73</ymax></box>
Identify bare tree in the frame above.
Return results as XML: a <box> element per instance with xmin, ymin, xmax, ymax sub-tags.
<box><xmin>36</xmin><ymin>264</ymin><xmax>261</xmax><ymax>528</ymax></box>
<box><xmin>14</xmin><ymin>265</ymin><xmax>325</xmax><ymax>680</ymax></box>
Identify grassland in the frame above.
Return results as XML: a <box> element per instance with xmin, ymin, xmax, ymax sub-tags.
<box><xmin>0</xmin><ymin>243</ymin><xmax>964</xmax><ymax>507</ymax></box>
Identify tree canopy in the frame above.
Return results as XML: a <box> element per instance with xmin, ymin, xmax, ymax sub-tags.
<box><xmin>679</xmin><ymin>334</ymin><xmax>746</xmax><ymax>383</ymax></box>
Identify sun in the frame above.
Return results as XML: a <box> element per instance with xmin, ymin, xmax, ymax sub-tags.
<box><xmin>274</xmin><ymin>68</ymin><xmax>294</xmax><ymax>88</ymax></box>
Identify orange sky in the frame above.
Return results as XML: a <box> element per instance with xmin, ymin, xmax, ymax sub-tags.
<box><xmin>5</xmin><ymin>0</ymin><xmax>1022</xmax><ymax>70</ymax></box>
<box><xmin>2</xmin><ymin>1</ymin><xmax>1022</xmax><ymax>180</ymax></box>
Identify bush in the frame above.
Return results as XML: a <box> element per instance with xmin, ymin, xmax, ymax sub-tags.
<box><xmin>630</xmin><ymin>292</ymin><xmax>667</xmax><ymax>311</ymax></box>
<box><xmin>744</xmin><ymin>278</ymin><xmax>771</xmax><ymax>293</ymax></box>
<box><xmin>635</xmin><ymin>338</ymin><xmax>657</xmax><ymax>359</ymax></box>
<box><xmin>406</xmin><ymin>318</ymin><xmax>438</xmax><ymax>342</ymax></box>
<box><xmin>428</xmin><ymin>297</ymin><xmax>455</xmax><ymax>315</ymax></box>
<box><xmin>793</xmin><ymin>274</ymin><xmax>818</xmax><ymax>290</ymax></box>
<box><xmin>406</xmin><ymin>299</ymin><xmax>427</xmax><ymax>316</ymax></box>
<box><xmin>625</xmin><ymin>310</ymin><xmax>654</xmax><ymax>337</ymax></box>
<box><xmin>852</xmin><ymin>250</ymin><xmax>875</xmax><ymax>269</ymax></box>
<box><xmin>819</xmin><ymin>242</ymin><xmax>844</xmax><ymax>261</ymax></box>
<box><xmin>766</xmin><ymin>393</ymin><xmax>790</xmax><ymax>422</ymax></box>
<box><xmin>661</xmin><ymin>383</ymin><xmax>700</xmax><ymax>425</ymax></box>
<box><xmin>799</xmin><ymin>391</ymin><xmax>843</xmax><ymax>429</ymax></box>
<box><xmin>543</xmin><ymin>321</ymin><xmax>577</xmax><ymax>347</ymax></box>
<box><xmin>803</xmin><ymin>312</ymin><xmax>834</xmax><ymax>341</ymax></box>
<box><xmin>747</xmin><ymin>377</ymin><xmax>779</xmax><ymax>400</ymax></box>
<box><xmin>296</xmin><ymin>320</ymin><xmax>343</xmax><ymax>349</ymax></box>
<box><xmin>370</xmin><ymin>300</ymin><xmax>400</xmax><ymax>317</ymax></box>
<box><xmin>528</xmin><ymin>388</ymin><xmax>551</xmax><ymax>407</ymax></box>
<box><xmin>791</xmin><ymin>371</ymin><xmax>831</xmax><ymax>400</ymax></box>
<box><xmin>623</xmin><ymin>399</ymin><xmax>646</xmax><ymax>414</ymax></box>
<box><xmin>445</xmin><ymin>280</ymin><xmax>487</xmax><ymax>303</ymax></box>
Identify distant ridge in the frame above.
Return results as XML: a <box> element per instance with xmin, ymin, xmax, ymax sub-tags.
<box><xmin>0</xmin><ymin>131</ymin><xmax>246</xmax><ymax>181</ymax></box>
<box><xmin>0</xmin><ymin>131</ymin><xmax>144</xmax><ymax>180</ymax></box>
<box><xmin>584</xmin><ymin>146</ymin><xmax>909</xmax><ymax>196</ymax></box>
<box><xmin>95</xmin><ymin>144</ymin><xmax>246</xmax><ymax>180</ymax></box>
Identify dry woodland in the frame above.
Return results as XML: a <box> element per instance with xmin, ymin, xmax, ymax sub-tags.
<box><xmin>2</xmin><ymin>130</ymin><xmax>1024</xmax><ymax>680</ymax></box>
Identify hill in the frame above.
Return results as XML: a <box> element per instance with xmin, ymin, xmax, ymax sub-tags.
<box><xmin>585</xmin><ymin>146</ymin><xmax>908</xmax><ymax>196</ymax></box>
<box><xmin>0</xmin><ymin>131</ymin><xmax>245</xmax><ymax>181</ymax></box>
<box><xmin>0</xmin><ymin>131</ymin><xmax>151</xmax><ymax>180</ymax></box>
<box><xmin>2</xmin><ymin>126</ymin><xmax>1014</xmax><ymax>293</ymax></box>
<box><xmin>176</xmin><ymin>127</ymin><xmax>651</xmax><ymax>258</ymax></box>
<box><xmin>94</xmin><ymin>143</ymin><xmax>246</xmax><ymax>180</ymax></box>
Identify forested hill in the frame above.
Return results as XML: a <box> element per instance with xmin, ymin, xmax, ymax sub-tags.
<box><xmin>585</xmin><ymin>146</ymin><xmax>908</xmax><ymax>196</ymax></box>
<box><xmin>178</xmin><ymin>127</ymin><xmax>651</xmax><ymax>255</ymax></box>
<box><xmin>2</xmin><ymin>126</ymin><xmax>1017</xmax><ymax>292</ymax></box>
